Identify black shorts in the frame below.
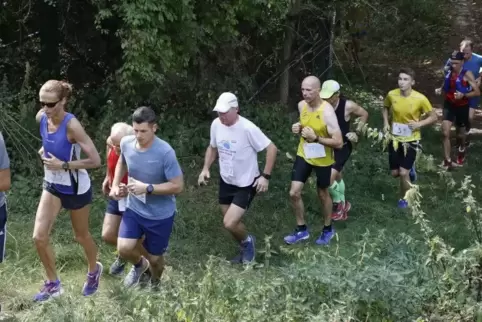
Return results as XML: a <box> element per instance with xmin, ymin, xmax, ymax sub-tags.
<box><xmin>388</xmin><ymin>140</ymin><xmax>420</xmax><ymax>171</ymax></box>
<box><xmin>219</xmin><ymin>177</ymin><xmax>258</xmax><ymax>210</ymax></box>
<box><xmin>333</xmin><ymin>141</ymin><xmax>352</xmax><ymax>172</ymax></box>
<box><xmin>443</xmin><ymin>100</ymin><xmax>469</xmax><ymax>128</ymax></box>
<box><xmin>291</xmin><ymin>156</ymin><xmax>332</xmax><ymax>189</ymax></box>
<box><xmin>43</xmin><ymin>181</ymin><xmax>93</xmax><ymax>210</ymax></box>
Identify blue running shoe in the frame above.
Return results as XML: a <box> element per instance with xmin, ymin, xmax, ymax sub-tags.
<box><xmin>398</xmin><ymin>199</ymin><xmax>408</xmax><ymax>208</ymax></box>
<box><xmin>241</xmin><ymin>235</ymin><xmax>256</xmax><ymax>264</ymax></box>
<box><xmin>82</xmin><ymin>262</ymin><xmax>103</xmax><ymax>296</ymax></box>
<box><xmin>284</xmin><ymin>229</ymin><xmax>310</xmax><ymax>245</ymax></box>
<box><xmin>109</xmin><ymin>256</ymin><xmax>126</xmax><ymax>276</ymax></box>
<box><xmin>33</xmin><ymin>279</ymin><xmax>63</xmax><ymax>302</ymax></box>
<box><xmin>124</xmin><ymin>257</ymin><xmax>149</xmax><ymax>288</ymax></box>
<box><xmin>315</xmin><ymin>228</ymin><xmax>335</xmax><ymax>246</ymax></box>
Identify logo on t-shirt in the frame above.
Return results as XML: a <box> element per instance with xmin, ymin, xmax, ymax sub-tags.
<box><xmin>222</xmin><ymin>141</ymin><xmax>231</xmax><ymax>149</ymax></box>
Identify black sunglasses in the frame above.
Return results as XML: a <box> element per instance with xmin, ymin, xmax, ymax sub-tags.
<box><xmin>40</xmin><ymin>100</ymin><xmax>60</xmax><ymax>108</ymax></box>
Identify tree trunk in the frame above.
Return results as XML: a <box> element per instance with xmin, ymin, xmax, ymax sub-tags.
<box><xmin>279</xmin><ymin>0</ymin><xmax>302</xmax><ymax>106</ymax></box>
<box><xmin>313</xmin><ymin>16</ymin><xmax>331</xmax><ymax>83</ymax></box>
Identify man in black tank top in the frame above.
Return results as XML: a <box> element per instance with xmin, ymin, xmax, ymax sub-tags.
<box><xmin>320</xmin><ymin>80</ymin><xmax>369</xmax><ymax>221</ymax></box>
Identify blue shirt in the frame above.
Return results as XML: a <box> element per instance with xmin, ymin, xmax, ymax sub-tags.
<box><xmin>445</xmin><ymin>53</ymin><xmax>482</xmax><ymax>78</ymax></box>
<box><xmin>0</xmin><ymin>132</ymin><xmax>10</xmax><ymax>207</ymax></box>
<box><xmin>445</xmin><ymin>54</ymin><xmax>482</xmax><ymax>106</ymax></box>
<box><xmin>121</xmin><ymin>135</ymin><xmax>183</xmax><ymax>220</ymax></box>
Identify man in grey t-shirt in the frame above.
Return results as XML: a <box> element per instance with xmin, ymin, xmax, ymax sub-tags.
<box><xmin>0</xmin><ymin>132</ymin><xmax>11</xmax><ymax>263</ymax></box>
<box><xmin>110</xmin><ymin>106</ymin><xmax>184</xmax><ymax>289</ymax></box>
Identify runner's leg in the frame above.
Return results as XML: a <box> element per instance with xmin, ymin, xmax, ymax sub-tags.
<box><xmin>330</xmin><ymin>143</ymin><xmax>352</xmax><ymax>220</ymax></box>
<box><xmin>69</xmin><ymin>190</ymin><xmax>102</xmax><ymax>296</ymax></box>
<box><xmin>139</xmin><ymin>213</ymin><xmax>175</xmax><ymax>288</ymax></box>
<box><xmin>442</xmin><ymin>101</ymin><xmax>457</xmax><ymax>168</ymax></box>
<box><xmin>315</xmin><ymin>165</ymin><xmax>336</xmax><ymax>245</ymax></box>
<box><xmin>118</xmin><ymin>209</ymin><xmax>150</xmax><ymax>288</ymax></box>
<box><xmin>456</xmin><ymin>105</ymin><xmax>470</xmax><ymax>164</ymax></box>
<box><xmin>397</xmin><ymin>142</ymin><xmax>418</xmax><ymax>208</ymax></box>
<box><xmin>284</xmin><ymin>157</ymin><xmax>312</xmax><ymax>245</ymax></box>
<box><xmin>32</xmin><ymin>188</ymin><xmax>63</xmax><ymax>302</ymax></box>
<box><xmin>221</xmin><ymin>181</ymin><xmax>257</xmax><ymax>263</ymax></box>
<box><xmin>103</xmin><ymin>199</ymin><xmax>126</xmax><ymax>275</ymax></box>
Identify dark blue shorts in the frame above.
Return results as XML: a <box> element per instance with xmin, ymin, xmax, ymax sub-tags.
<box><xmin>0</xmin><ymin>203</ymin><xmax>7</xmax><ymax>263</ymax></box>
<box><xmin>106</xmin><ymin>199</ymin><xmax>124</xmax><ymax>216</ymax></box>
<box><xmin>118</xmin><ymin>208</ymin><xmax>175</xmax><ymax>256</ymax></box>
<box><xmin>43</xmin><ymin>181</ymin><xmax>93</xmax><ymax>210</ymax></box>
<box><xmin>469</xmin><ymin>96</ymin><xmax>480</xmax><ymax>109</ymax></box>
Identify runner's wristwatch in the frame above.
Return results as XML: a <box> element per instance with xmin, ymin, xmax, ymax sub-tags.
<box><xmin>262</xmin><ymin>173</ymin><xmax>271</xmax><ymax>180</ymax></box>
<box><xmin>62</xmin><ymin>162</ymin><xmax>70</xmax><ymax>171</ymax></box>
<box><xmin>146</xmin><ymin>184</ymin><xmax>154</xmax><ymax>194</ymax></box>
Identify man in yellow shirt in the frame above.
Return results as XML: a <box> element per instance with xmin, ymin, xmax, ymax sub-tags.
<box><xmin>284</xmin><ymin>76</ymin><xmax>343</xmax><ymax>246</ymax></box>
<box><xmin>383</xmin><ymin>68</ymin><xmax>437</xmax><ymax>208</ymax></box>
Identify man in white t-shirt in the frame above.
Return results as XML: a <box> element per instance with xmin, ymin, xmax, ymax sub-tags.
<box><xmin>198</xmin><ymin>92</ymin><xmax>278</xmax><ymax>264</ymax></box>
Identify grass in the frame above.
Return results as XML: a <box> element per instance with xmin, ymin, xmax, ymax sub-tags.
<box><xmin>1</xmin><ymin>86</ymin><xmax>482</xmax><ymax>321</ymax></box>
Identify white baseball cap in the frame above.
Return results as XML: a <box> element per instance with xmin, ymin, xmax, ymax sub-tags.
<box><xmin>319</xmin><ymin>80</ymin><xmax>341</xmax><ymax>99</ymax></box>
<box><xmin>213</xmin><ymin>92</ymin><xmax>239</xmax><ymax>113</ymax></box>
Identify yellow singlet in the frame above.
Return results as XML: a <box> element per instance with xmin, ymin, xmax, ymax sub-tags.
<box><xmin>296</xmin><ymin>101</ymin><xmax>335</xmax><ymax>167</ymax></box>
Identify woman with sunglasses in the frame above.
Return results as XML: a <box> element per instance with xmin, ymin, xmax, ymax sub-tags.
<box><xmin>32</xmin><ymin>80</ymin><xmax>103</xmax><ymax>302</ymax></box>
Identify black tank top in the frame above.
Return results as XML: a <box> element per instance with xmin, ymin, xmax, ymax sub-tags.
<box><xmin>334</xmin><ymin>97</ymin><xmax>350</xmax><ymax>142</ymax></box>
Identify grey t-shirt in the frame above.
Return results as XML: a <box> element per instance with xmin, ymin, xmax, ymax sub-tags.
<box><xmin>0</xmin><ymin>132</ymin><xmax>11</xmax><ymax>207</ymax></box>
<box><xmin>120</xmin><ymin>135</ymin><xmax>183</xmax><ymax>220</ymax></box>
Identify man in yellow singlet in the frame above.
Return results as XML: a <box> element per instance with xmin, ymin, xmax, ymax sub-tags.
<box><xmin>284</xmin><ymin>76</ymin><xmax>343</xmax><ymax>246</ymax></box>
<box><xmin>383</xmin><ymin>68</ymin><xmax>437</xmax><ymax>208</ymax></box>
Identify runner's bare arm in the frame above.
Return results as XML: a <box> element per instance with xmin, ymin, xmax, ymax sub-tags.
<box><xmin>202</xmin><ymin>146</ymin><xmax>218</xmax><ymax>172</ymax></box>
<box><xmin>463</xmin><ymin>71</ymin><xmax>481</xmax><ymax>97</ymax></box>
<box><xmin>151</xmin><ymin>150</ymin><xmax>184</xmax><ymax>195</ymax></box>
<box><xmin>346</xmin><ymin>100</ymin><xmax>368</xmax><ymax>132</ymax></box>
<box><xmin>419</xmin><ymin>110</ymin><xmax>438</xmax><ymax>127</ymax></box>
<box><xmin>262</xmin><ymin>142</ymin><xmax>277</xmax><ymax>176</ymax></box>
<box><xmin>319</xmin><ymin>104</ymin><xmax>343</xmax><ymax>149</ymax></box>
<box><xmin>0</xmin><ymin>168</ymin><xmax>10</xmax><ymax>192</ymax></box>
<box><xmin>104</xmin><ymin>141</ymin><xmax>112</xmax><ymax>181</ymax></box>
<box><xmin>35</xmin><ymin>110</ymin><xmax>44</xmax><ymax>123</ymax></box>
<box><xmin>297</xmin><ymin>101</ymin><xmax>304</xmax><ymax>114</ymax></box>
<box><xmin>65</xmin><ymin>118</ymin><xmax>101</xmax><ymax>170</ymax></box>
<box><xmin>152</xmin><ymin>174</ymin><xmax>184</xmax><ymax>195</ymax></box>
<box><xmin>111</xmin><ymin>154</ymin><xmax>127</xmax><ymax>188</ymax></box>
<box><xmin>417</xmin><ymin>96</ymin><xmax>438</xmax><ymax>127</ymax></box>
<box><xmin>0</xmin><ymin>134</ymin><xmax>11</xmax><ymax>192</ymax></box>
<box><xmin>382</xmin><ymin>101</ymin><xmax>390</xmax><ymax>129</ymax></box>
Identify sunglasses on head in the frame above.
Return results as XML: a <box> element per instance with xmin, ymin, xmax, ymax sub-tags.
<box><xmin>40</xmin><ymin>100</ymin><xmax>60</xmax><ymax>108</ymax></box>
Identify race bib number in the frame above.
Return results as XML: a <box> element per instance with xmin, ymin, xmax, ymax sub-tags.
<box><xmin>118</xmin><ymin>198</ymin><xmax>126</xmax><ymax>211</ymax></box>
<box><xmin>303</xmin><ymin>143</ymin><xmax>326</xmax><ymax>159</ymax></box>
<box><xmin>127</xmin><ymin>177</ymin><xmax>146</xmax><ymax>204</ymax></box>
<box><xmin>220</xmin><ymin>159</ymin><xmax>234</xmax><ymax>177</ymax></box>
<box><xmin>130</xmin><ymin>192</ymin><xmax>146</xmax><ymax>204</ymax></box>
<box><xmin>219</xmin><ymin>149</ymin><xmax>234</xmax><ymax>177</ymax></box>
<box><xmin>44</xmin><ymin>168</ymin><xmax>71</xmax><ymax>186</ymax></box>
<box><xmin>392</xmin><ymin>122</ymin><xmax>412</xmax><ymax>137</ymax></box>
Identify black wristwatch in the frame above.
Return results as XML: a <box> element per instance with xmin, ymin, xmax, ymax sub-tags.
<box><xmin>261</xmin><ymin>173</ymin><xmax>271</xmax><ymax>180</ymax></box>
<box><xmin>62</xmin><ymin>162</ymin><xmax>70</xmax><ymax>171</ymax></box>
<box><xmin>146</xmin><ymin>184</ymin><xmax>154</xmax><ymax>194</ymax></box>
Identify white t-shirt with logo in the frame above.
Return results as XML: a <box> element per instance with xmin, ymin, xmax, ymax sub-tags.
<box><xmin>210</xmin><ymin>116</ymin><xmax>271</xmax><ymax>187</ymax></box>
